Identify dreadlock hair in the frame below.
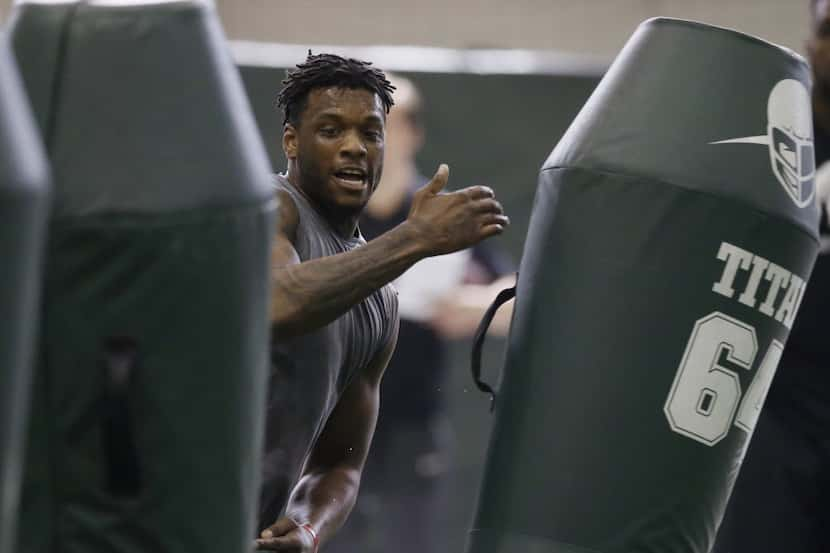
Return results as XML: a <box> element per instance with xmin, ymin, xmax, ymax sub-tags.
<box><xmin>276</xmin><ymin>51</ymin><xmax>395</xmax><ymax>126</ymax></box>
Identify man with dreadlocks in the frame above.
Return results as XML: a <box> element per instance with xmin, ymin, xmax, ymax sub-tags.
<box><xmin>254</xmin><ymin>53</ymin><xmax>509</xmax><ymax>552</ymax></box>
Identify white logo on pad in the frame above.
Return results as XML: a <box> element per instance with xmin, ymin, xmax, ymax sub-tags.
<box><xmin>711</xmin><ymin>79</ymin><xmax>815</xmax><ymax>208</ymax></box>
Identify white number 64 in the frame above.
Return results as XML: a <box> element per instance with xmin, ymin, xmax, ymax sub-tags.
<box><xmin>663</xmin><ymin>311</ymin><xmax>783</xmax><ymax>446</ymax></box>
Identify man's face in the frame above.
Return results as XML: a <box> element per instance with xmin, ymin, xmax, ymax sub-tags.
<box><xmin>809</xmin><ymin>0</ymin><xmax>830</xmax><ymax>93</ymax></box>
<box><xmin>284</xmin><ymin>87</ymin><xmax>385</xmax><ymax>218</ymax></box>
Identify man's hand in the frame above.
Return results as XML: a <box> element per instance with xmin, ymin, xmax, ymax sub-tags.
<box><xmin>406</xmin><ymin>164</ymin><xmax>509</xmax><ymax>256</ymax></box>
<box><xmin>255</xmin><ymin>517</ymin><xmax>317</xmax><ymax>552</ymax></box>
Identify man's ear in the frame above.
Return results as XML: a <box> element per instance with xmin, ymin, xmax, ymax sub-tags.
<box><xmin>283</xmin><ymin>123</ymin><xmax>298</xmax><ymax>159</ymax></box>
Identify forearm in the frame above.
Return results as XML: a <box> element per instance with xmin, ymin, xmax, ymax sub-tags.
<box><xmin>272</xmin><ymin>221</ymin><xmax>425</xmax><ymax>336</ymax></box>
<box><xmin>283</xmin><ymin>466</ymin><xmax>360</xmax><ymax>546</ymax></box>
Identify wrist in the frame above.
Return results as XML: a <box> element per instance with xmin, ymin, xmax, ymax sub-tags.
<box><xmin>395</xmin><ymin>220</ymin><xmax>434</xmax><ymax>259</ymax></box>
<box><xmin>300</xmin><ymin>522</ymin><xmax>319</xmax><ymax>552</ymax></box>
<box><xmin>288</xmin><ymin>517</ymin><xmax>320</xmax><ymax>552</ymax></box>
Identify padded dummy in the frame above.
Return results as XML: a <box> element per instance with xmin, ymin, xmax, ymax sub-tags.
<box><xmin>8</xmin><ymin>2</ymin><xmax>274</xmax><ymax>552</ymax></box>
<box><xmin>0</xmin><ymin>32</ymin><xmax>50</xmax><ymax>553</ymax></box>
<box><xmin>466</xmin><ymin>18</ymin><xmax>819</xmax><ymax>553</ymax></box>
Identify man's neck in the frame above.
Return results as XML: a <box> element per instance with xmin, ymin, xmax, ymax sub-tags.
<box><xmin>366</xmin><ymin>162</ymin><xmax>417</xmax><ymax>219</ymax></box>
<box><xmin>285</xmin><ymin>164</ymin><xmax>360</xmax><ymax>239</ymax></box>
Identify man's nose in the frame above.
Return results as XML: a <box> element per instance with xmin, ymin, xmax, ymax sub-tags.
<box><xmin>339</xmin><ymin>129</ymin><xmax>367</xmax><ymax>158</ymax></box>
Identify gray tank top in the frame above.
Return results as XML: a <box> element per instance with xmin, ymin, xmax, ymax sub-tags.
<box><xmin>259</xmin><ymin>175</ymin><xmax>398</xmax><ymax>529</ymax></box>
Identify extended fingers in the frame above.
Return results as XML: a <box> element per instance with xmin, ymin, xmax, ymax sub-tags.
<box><xmin>481</xmin><ymin>213</ymin><xmax>510</xmax><ymax>227</ymax></box>
<box><xmin>472</xmin><ymin>196</ymin><xmax>509</xmax><ymax>233</ymax></box>
<box><xmin>464</xmin><ymin>185</ymin><xmax>495</xmax><ymax>200</ymax></box>
<box><xmin>481</xmin><ymin>222</ymin><xmax>507</xmax><ymax>238</ymax></box>
<box><xmin>255</xmin><ymin>536</ymin><xmax>302</xmax><ymax>552</ymax></box>
<box><xmin>472</xmin><ymin>198</ymin><xmax>505</xmax><ymax>214</ymax></box>
<box><xmin>256</xmin><ymin>517</ymin><xmax>306</xmax><ymax>551</ymax></box>
<box><xmin>263</xmin><ymin>517</ymin><xmax>299</xmax><ymax>537</ymax></box>
<box><xmin>492</xmin><ymin>213</ymin><xmax>510</xmax><ymax>225</ymax></box>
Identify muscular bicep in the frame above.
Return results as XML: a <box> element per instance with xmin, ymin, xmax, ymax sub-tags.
<box><xmin>272</xmin><ymin>188</ymin><xmax>301</xmax><ymax>269</ymax></box>
<box><xmin>305</xmin><ymin>321</ymin><xmax>399</xmax><ymax>473</ymax></box>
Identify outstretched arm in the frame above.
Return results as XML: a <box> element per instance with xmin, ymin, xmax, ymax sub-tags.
<box><xmin>255</xmin><ymin>320</ymin><xmax>399</xmax><ymax>551</ymax></box>
<box><xmin>271</xmin><ymin>164</ymin><xmax>509</xmax><ymax>338</ymax></box>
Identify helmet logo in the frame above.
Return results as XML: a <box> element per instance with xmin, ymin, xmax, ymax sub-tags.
<box><xmin>711</xmin><ymin>79</ymin><xmax>815</xmax><ymax>208</ymax></box>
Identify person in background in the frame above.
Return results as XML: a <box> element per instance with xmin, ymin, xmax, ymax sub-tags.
<box><xmin>327</xmin><ymin>74</ymin><xmax>516</xmax><ymax>553</ymax></box>
<box><xmin>713</xmin><ymin>2</ymin><xmax>830</xmax><ymax>551</ymax></box>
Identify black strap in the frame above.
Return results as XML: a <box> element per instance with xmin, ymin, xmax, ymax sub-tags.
<box><xmin>471</xmin><ymin>282</ymin><xmax>516</xmax><ymax>413</ymax></box>
<box><xmin>102</xmin><ymin>336</ymin><xmax>142</xmax><ymax>498</ymax></box>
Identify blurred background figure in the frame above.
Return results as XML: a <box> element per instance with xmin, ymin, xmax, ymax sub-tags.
<box><xmin>712</xmin><ymin>1</ymin><xmax>830</xmax><ymax>551</ymax></box>
<box><xmin>326</xmin><ymin>74</ymin><xmax>515</xmax><ymax>553</ymax></box>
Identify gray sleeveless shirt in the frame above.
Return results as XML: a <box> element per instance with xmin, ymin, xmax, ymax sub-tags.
<box><xmin>259</xmin><ymin>175</ymin><xmax>398</xmax><ymax>529</ymax></box>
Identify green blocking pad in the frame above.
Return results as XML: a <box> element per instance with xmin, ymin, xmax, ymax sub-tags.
<box><xmin>9</xmin><ymin>2</ymin><xmax>275</xmax><ymax>552</ymax></box>
<box><xmin>467</xmin><ymin>18</ymin><xmax>819</xmax><ymax>553</ymax></box>
<box><xmin>0</xmin><ymin>31</ymin><xmax>50</xmax><ymax>553</ymax></box>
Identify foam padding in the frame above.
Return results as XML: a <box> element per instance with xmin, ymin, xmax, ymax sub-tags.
<box><xmin>0</xmin><ymin>30</ymin><xmax>50</xmax><ymax>553</ymax></box>
<box><xmin>467</xmin><ymin>18</ymin><xmax>819</xmax><ymax>553</ymax></box>
<box><xmin>9</xmin><ymin>2</ymin><xmax>275</xmax><ymax>551</ymax></box>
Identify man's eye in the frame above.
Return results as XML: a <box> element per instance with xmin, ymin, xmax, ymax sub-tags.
<box><xmin>365</xmin><ymin>130</ymin><xmax>383</xmax><ymax>141</ymax></box>
<box><xmin>319</xmin><ymin>127</ymin><xmax>339</xmax><ymax>137</ymax></box>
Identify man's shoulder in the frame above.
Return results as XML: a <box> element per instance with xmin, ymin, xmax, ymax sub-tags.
<box><xmin>270</xmin><ymin>174</ymin><xmax>319</xmax><ymax>233</ymax></box>
<box><xmin>271</xmin><ymin>173</ymin><xmax>291</xmax><ymax>192</ymax></box>
<box><xmin>272</xmin><ymin>176</ymin><xmax>300</xmax><ymax>240</ymax></box>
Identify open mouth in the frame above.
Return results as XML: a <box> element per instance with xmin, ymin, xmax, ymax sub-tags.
<box><xmin>333</xmin><ymin>168</ymin><xmax>368</xmax><ymax>190</ymax></box>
